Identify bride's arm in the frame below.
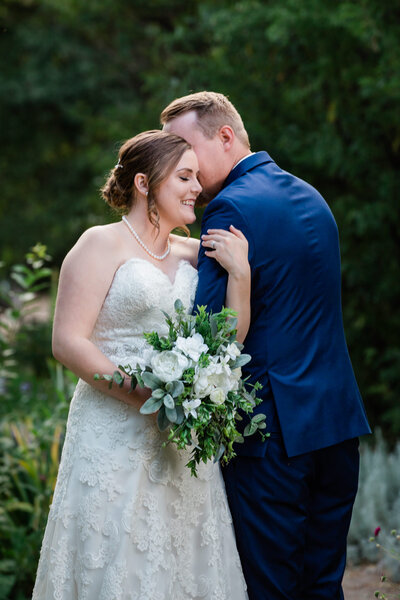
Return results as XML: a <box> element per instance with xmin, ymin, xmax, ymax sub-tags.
<box><xmin>201</xmin><ymin>226</ymin><xmax>251</xmax><ymax>343</ymax></box>
<box><xmin>52</xmin><ymin>227</ymin><xmax>150</xmax><ymax>409</ymax></box>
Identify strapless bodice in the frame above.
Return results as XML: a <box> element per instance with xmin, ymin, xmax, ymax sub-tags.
<box><xmin>91</xmin><ymin>257</ymin><xmax>198</xmax><ymax>365</ymax></box>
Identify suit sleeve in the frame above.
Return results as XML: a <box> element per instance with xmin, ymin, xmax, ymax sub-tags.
<box><xmin>193</xmin><ymin>196</ymin><xmax>254</xmax><ymax>315</ymax></box>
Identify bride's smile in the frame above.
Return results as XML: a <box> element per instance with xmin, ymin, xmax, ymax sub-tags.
<box><xmin>154</xmin><ymin>148</ymin><xmax>202</xmax><ymax>230</ymax></box>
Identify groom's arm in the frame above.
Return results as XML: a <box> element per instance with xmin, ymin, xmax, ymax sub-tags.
<box><xmin>193</xmin><ymin>196</ymin><xmax>254</xmax><ymax>314</ymax></box>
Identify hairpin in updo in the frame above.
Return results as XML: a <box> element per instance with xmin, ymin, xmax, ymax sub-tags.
<box><xmin>114</xmin><ymin>159</ymin><xmax>123</xmax><ymax>169</ymax></box>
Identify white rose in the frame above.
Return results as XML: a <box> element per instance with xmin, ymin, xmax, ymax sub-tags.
<box><xmin>194</xmin><ymin>362</ymin><xmax>235</xmax><ymax>398</ymax></box>
<box><xmin>150</xmin><ymin>351</ymin><xmax>189</xmax><ymax>383</ymax></box>
<box><xmin>174</xmin><ymin>333</ymin><xmax>209</xmax><ymax>362</ymax></box>
<box><xmin>210</xmin><ymin>387</ymin><xmax>226</xmax><ymax>405</ymax></box>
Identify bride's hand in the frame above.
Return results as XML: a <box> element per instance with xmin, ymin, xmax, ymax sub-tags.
<box><xmin>201</xmin><ymin>225</ymin><xmax>250</xmax><ymax>279</ymax></box>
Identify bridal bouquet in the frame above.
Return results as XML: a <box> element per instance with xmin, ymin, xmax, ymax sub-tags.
<box><xmin>96</xmin><ymin>300</ymin><xmax>268</xmax><ymax>476</ymax></box>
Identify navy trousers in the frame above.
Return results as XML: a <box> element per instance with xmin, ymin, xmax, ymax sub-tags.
<box><xmin>222</xmin><ymin>435</ymin><xmax>360</xmax><ymax>600</ymax></box>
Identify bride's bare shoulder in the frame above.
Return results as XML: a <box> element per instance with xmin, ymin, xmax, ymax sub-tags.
<box><xmin>62</xmin><ymin>222</ymin><xmax>125</xmax><ymax>271</ymax></box>
<box><xmin>170</xmin><ymin>234</ymin><xmax>200</xmax><ymax>267</ymax></box>
<box><xmin>76</xmin><ymin>222</ymin><xmax>121</xmax><ymax>245</ymax></box>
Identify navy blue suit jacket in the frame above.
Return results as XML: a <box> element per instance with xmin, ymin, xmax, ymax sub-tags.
<box><xmin>194</xmin><ymin>152</ymin><xmax>371</xmax><ymax>457</ymax></box>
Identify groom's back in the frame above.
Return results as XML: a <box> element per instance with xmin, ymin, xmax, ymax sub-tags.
<box><xmin>222</xmin><ymin>156</ymin><xmax>370</xmax><ymax>457</ymax></box>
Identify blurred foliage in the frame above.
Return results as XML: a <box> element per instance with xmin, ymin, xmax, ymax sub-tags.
<box><xmin>348</xmin><ymin>431</ymin><xmax>400</xmax><ymax>573</ymax></box>
<box><xmin>0</xmin><ymin>247</ymin><xmax>75</xmax><ymax>599</ymax></box>
<box><xmin>0</xmin><ymin>1</ymin><xmax>399</xmax><ymax>435</ymax></box>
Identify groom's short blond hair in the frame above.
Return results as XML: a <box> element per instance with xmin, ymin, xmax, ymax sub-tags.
<box><xmin>160</xmin><ymin>91</ymin><xmax>250</xmax><ymax>149</ymax></box>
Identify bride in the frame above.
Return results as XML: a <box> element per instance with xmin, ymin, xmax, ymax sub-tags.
<box><xmin>32</xmin><ymin>130</ymin><xmax>251</xmax><ymax>600</ymax></box>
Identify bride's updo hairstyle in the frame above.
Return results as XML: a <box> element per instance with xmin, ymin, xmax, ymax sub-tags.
<box><xmin>101</xmin><ymin>130</ymin><xmax>191</xmax><ymax>229</ymax></box>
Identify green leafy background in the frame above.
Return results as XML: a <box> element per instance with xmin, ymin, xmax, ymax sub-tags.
<box><xmin>0</xmin><ymin>1</ymin><xmax>399</xmax><ymax>596</ymax></box>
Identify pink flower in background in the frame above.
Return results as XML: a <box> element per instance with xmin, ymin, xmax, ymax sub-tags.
<box><xmin>374</xmin><ymin>526</ymin><xmax>381</xmax><ymax>537</ymax></box>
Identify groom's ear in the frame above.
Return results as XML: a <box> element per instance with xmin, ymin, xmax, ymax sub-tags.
<box><xmin>218</xmin><ymin>125</ymin><xmax>235</xmax><ymax>151</ymax></box>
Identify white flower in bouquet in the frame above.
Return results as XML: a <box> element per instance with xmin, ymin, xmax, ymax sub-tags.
<box><xmin>211</xmin><ymin>354</ymin><xmax>234</xmax><ymax>377</ymax></box>
<box><xmin>193</xmin><ymin>367</ymin><xmax>213</xmax><ymax>398</ymax></box>
<box><xmin>210</xmin><ymin>387</ymin><xmax>226</xmax><ymax>405</ymax></box>
<box><xmin>224</xmin><ymin>343</ymin><xmax>241</xmax><ymax>361</ymax></box>
<box><xmin>194</xmin><ymin>361</ymin><xmax>234</xmax><ymax>399</ymax></box>
<box><xmin>230</xmin><ymin>367</ymin><xmax>242</xmax><ymax>392</ymax></box>
<box><xmin>97</xmin><ymin>300</ymin><xmax>267</xmax><ymax>477</ymax></box>
<box><xmin>174</xmin><ymin>333</ymin><xmax>209</xmax><ymax>362</ymax></box>
<box><xmin>182</xmin><ymin>398</ymin><xmax>202</xmax><ymax>418</ymax></box>
<box><xmin>150</xmin><ymin>350</ymin><xmax>189</xmax><ymax>383</ymax></box>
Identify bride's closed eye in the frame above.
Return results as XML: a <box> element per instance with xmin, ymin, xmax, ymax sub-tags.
<box><xmin>179</xmin><ymin>176</ymin><xmax>189</xmax><ymax>181</ymax></box>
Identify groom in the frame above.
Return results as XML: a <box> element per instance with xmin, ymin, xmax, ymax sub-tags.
<box><xmin>161</xmin><ymin>91</ymin><xmax>371</xmax><ymax>600</ymax></box>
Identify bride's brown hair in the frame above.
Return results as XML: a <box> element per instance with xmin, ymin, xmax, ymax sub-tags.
<box><xmin>101</xmin><ymin>130</ymin><xmax>192</xmax><ymax>230</ymax></box>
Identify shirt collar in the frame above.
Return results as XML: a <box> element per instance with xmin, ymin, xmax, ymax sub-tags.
<box><xmin>232</xmin><ymin>152</ymin><xmax>255</xmax><ymax>170</ymax></box>
<box><xmin>223</xmin><ymin>151</ymin><xmax>274</xmax><ymax>189</ymax></box>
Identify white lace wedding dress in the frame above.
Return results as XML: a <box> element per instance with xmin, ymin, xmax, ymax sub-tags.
<box><xmin>32</xmin><ymin>257</ymin><xmax>248</xmax><ymax>600</ymax></box>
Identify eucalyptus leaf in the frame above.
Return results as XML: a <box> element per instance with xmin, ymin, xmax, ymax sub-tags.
<box><xmin>244</xmin><ymin>422</ymin><xmax>258</xmax><ymax>437</ymax></box>
<box><xmin>174</xmin><ymin>298</ymin><xmax>184</xmax><ymax>312</ymax></box>
<box><xmin>165</xmin><ymin>380</ymin><xmax>184</xmax><ymax>397</ymax></box>
<box><xmin>157</xmin><ymin>407</ymin><xmax>170</xmax><ymax>431</ymax></box>
<box><xmin>140</xmin><ymin>396</ymin><xmax>163</xmax><ymax>415</ymax></box>
<box><xmin>152</xmin><ymin>388</ymin><xmax>165</xmax><ymax>399</ymax></box>
<box><xmin>235</xmin><ymin>435</ymin><xmax>245</xmax><ymax>444</ymax></box>
<box><xmin>213</xmin><ymin>443</ymin><xmax>225</xmax><ymax>463</ymax></box>
<box><xmin>210</xmin><ymin>316</ymin><xmax>218</xmax><ymax>337</ymax></box>
<box><xmin>175</xmin><ymin>405</ymin><xmax>185</xmax><ymax>424</ymax></box>
<box><xmin>231</xmin><ymin>354</ymin><xmax>251</xmax><ymax>368</ymax></box>
<box><xmin>163</xmin><ymin>394</ymin><xmax>175</xmax><ymax>409</ymax></box>
<box><xmin>165</xmin><ymin>406</ymin><xmax>178</xmax><ymax>423</ymax></box>
<box><xmin>242</xmin><ymin>390</ymin><xmax>255</xmax><ymax>404</ymax></box>
<box><xmin>252</xmin><ymin>413</ymin><xmax>266</xmax><ymax>424</ymax></box>
<box><xmin>112</xmin><ymin>371</ymin><xmax>124</xmax><ymax>387</ymax></box>
<box><xmin>227</xmin><ymin>316</ymin><xmax>238</xmax><ymax>331</ymax></box>
<box><xmin>141</xmin><ymin>371</ymin><xmax>163</xmax><ymax>389</ymax></box>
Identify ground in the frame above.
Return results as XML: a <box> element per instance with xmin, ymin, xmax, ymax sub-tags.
<box><xmin>343</xmin><ymin>564</ymin><xmax>400</xmax><ymax>599</ymax></box>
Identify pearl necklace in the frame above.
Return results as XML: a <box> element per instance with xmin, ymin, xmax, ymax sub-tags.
<box><xmin>122</xmin><ymin>216</ymin><xmax>171</xmax><ymax>261</ymax></box>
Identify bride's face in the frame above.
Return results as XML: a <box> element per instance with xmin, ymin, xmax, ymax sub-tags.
<box><xmin>155</xmin><ymin>149</ymin><xmax>202</xmax><ymax>229</ymax></box>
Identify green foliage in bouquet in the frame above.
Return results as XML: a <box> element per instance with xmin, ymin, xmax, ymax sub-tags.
<box><xmin>97</xmin><ymin>300</ymin><xmax>268</xmax><ymax>476</ymax></box>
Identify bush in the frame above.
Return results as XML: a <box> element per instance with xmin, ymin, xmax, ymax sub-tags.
<box><xmin>0</xmin><ymin>247</ymin><xmax>76</xmax><ymax>599</ymax></box>
<box><xmin>348</xmin><ymin>431</ymin><xmax>400</xmax><ymax>581</ymax></box>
